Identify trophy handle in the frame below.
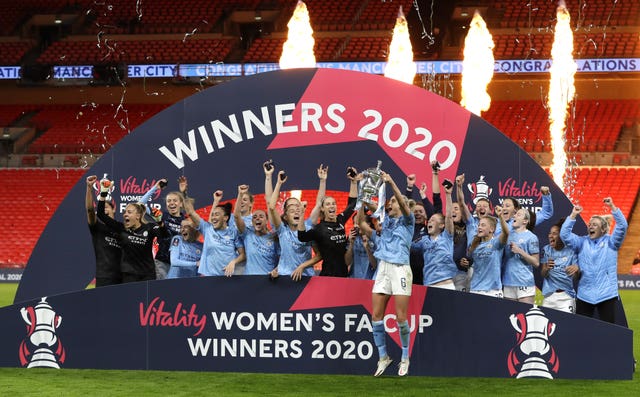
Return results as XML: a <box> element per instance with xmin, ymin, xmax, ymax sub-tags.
<box><xmin>547</xmin><ymin>322</ymin><xmax>556</xmax><ymax>337</ymax></box>
<box><xmin>509</xmin><ymin>314</ymin><xmax>521</xmax><ymax>333</ymax></box>
<box><xmin>20</xmin><ymin>307</ymin><xmax>32</xmax><ymax>326</ymax></box>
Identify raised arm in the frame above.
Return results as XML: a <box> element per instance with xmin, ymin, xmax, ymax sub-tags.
<box><xmin>183</xmin><ymin>197</ymin><xmax>201</xmax><ymax>227</ymax></box>
<box><xmin>407</xmin><ymin>173</ymin><xmax>434</xmax><ymax>217</ymax></box>
<box><xmin>495</xmin><ymin>205</ymin><xmax>509</xmax><ymax>246</ymax></box>
<box><xmin>347</xmin><ymin>166</ymin><xmax>359</xmax><ymax>199</ymax></box>
<box><xmin>535</xmin><ymin>186</ymin><xmax>553</xmax><ymax>226</ymax></box>
<box><xmin>263</xmin><ymin>160</ymin><xmax>275</xmax><ymax>203</ymax></box>
<box><xmin>382</xmin><ymin>172</ymin><xmax>410</xmax><ymax>217</ymax></box>
<box><xmin>308</xmin><ymin>164</ymin><xmax>328</xmax><ymax>223</ymax></box>
<box><xmin>178</xmin><ymin>176</ymin><xmax>188</xmax><ymax>198</ymax></box>
<box><xmin>268</xmin><ymin>170</ymin><xmax>287</xmax><ymax>229</ymax></box>
<box><xmin>605</xmin><ymin>197</ymin><xmax>628</xmax><ymax>249</ymax></box>
<box><xmin>559</xmin><ymin>204</ymin><xmax>583</xmax><ymax>249</ymax></box>
<box><xmin>357</xmin><ymin>205</ymin><xmax>373</xmax><ymax>238</ymax></box>
<box><xmin>431</xmin><ymin>160</ymin><xmax>442</xmax><ymax>214</ymax></box>
<box><xmin>140</xmin><ymin>178</ymin><xmax>167</xmax><ymax>215</ymax></box>
<box><xmin>444</xmin><ymin>183</ymin><xmax>454</xmax><ymax>235</ymax></box>
<box><xmin>405</xmin><ymin>174</ymin><xmax>418</xmax><ymax>200</ymax></box>
<box><xmin>85</xmin><ymin>175</ymin><xmax>97</xmax><ymax>225</ymax></box>
<box><xmin>234</xmin><ymin>185</ymin><xmax>249</xmax><ymax>234</ymax></box>
<box><xmin>456</xmin><ymin>173</ymin><xmax>472</xmax><ymax>222</ymax></box>
<box><xmin>95</xmin><ymin>178</ymin><xmax>123</xmax><ymax>232</ymax></box>
<box><xmin>207</xmin><ymin>190</ymin><xmax>223</xmax><ymax>223</ymax></box>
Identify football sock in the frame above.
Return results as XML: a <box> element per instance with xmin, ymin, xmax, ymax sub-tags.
<box><xmin>372</xmin><ymin>320</ymin><xmax>387</xmax><ymax>359</ymax></box>
<box><xmin>398</xmin><ymin>320</ymin><xmax>410</xmax><ymax>360</ymax></box>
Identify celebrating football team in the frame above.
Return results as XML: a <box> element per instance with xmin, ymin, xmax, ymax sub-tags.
<box><xmin>85</xmin><ymin>159</ymin><xmax>628</xmax><ymax>377</ymax></box>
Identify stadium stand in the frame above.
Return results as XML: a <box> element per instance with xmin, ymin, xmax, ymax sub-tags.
<box><xmin>305</xmin><ymin>0</ymin><xmax>361</xmax><ymax>31</ymax></box>
<box><xmin>355</xmin><ymin>0</ymin><xmax>415</xmax><ymax>31</ymax></box>
<box><xmin>462</xmin><ymin>32</ymin><xmax>639</xmax><ymax>60</ymax></box>
<box><xmin>482</xmin><ymin>100</ymin><xmax>640</xmax><ymax>153</ymax></box>
<box><xmin>0</xmin><ymin>168</ymin><xmax>84</xmax><ymax>266</ymax></box>
<box><xmin>84</xmin><ymin>0</ymin><xmax>260</xmax><ymax>35</ymax></box>
<box><xmin>26</xmin><ymin>104</ymin><xmax>167</xmax><ymax>154</ymax></box>
<box><xmin>339</xmin><ymin>36</ymin><xmax>391</xmax><ymax>61</ymax></box>
<box><xmin>0</xmin><ymin>40</ymin><xmax>35</xmax><ymax>65</ymax></box>
<box><xmin>0</xmin><ymin>105</ymin><xmax>38</xmax><ymax>127</ymax></box>
<box><xmin>243</xmin><ymin>36</ymin><xmax>344</xmax><ymax>62</ymax></box>
<box><xmin>37</xmin><ymin>38</ymin><xmax>234</xmax><ymax>65</ymax></box>
<box><xmin>493</xmin><ymin>0</ymin><xmax>640</xmax><ymax>28</ymax></box>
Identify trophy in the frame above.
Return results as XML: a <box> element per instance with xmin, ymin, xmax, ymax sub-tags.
<box><xmin>358</xmin><ymin>160</ymin><xmax>384</xmax><ymax>205</ymax></box>
<box><xmin>93</xmin><ymin>173</ymin><xmax>115</xmax><ymax>202</ymax></box>
<box><xmin>20</xmin><ymin>297</ymin><xmax>63</xmax><ymax>368</ymax></box>
<box><xmin>509</xmin><ymin>306</ymin><xmax>557</xmax><ymax>379</ymax></box>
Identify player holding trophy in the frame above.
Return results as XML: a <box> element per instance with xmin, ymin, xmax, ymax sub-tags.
<box><xmin>357</xmin><ymin>164</ymin><xmax>415</xmax><ymax>377</ymax></box>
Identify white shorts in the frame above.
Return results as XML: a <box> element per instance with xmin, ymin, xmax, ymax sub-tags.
<box><xmin>372</xmin><ymin>260</ymin><xmax>413</xmax><ymax>296</ymax></box>
<box><xmin>543</xmin><ymin>291</ymin><xmax>576</xmax><ymax>313</ymax></box>
<box><xmin>503</xmin><ymin>286</ymin><xmax>536</xmax><ymax>300</ymax></box>
<box><xmin>428</xmin><ymin>280</ymin><xmax>456</xmax><ymax>290</ymax></box>
<box><xmin>453</xmin><ymin>268</ymin><xmax>473</xmax><ymax>292</ymax></box>
<box><xmin>471</xmin><ymin>289</ymin><xmax>504</xmax><ymax>298</ymax></box>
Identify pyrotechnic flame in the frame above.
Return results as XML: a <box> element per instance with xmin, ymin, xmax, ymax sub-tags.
<box><xmin>548</xmin><ymin>1</ymin><xmax>577</xmax><ymax>192</ymax></box>
<box><xmin>384</xmin><ymin>7</ymin><xmax>416</xmax><ymax>84</ymax></box>
<box><xmin>279</xmin><ymin>1</ymin><xmax>316</xmax><ymax>69</ymax></box>
<box><xmin>460</xmin><ymin>10</ymin><xmax>495</xmax><ymax>116</ymax></box>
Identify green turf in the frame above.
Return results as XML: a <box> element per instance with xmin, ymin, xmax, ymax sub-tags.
<box><xmin>0</xmin><ymin>284</ymin><xmax>637</xmax><ymax>396</ymax></box>
<box><xmin>0</xmin><ymin>283</ymin><xmax>17</xmax><ymax>308</ymax></box>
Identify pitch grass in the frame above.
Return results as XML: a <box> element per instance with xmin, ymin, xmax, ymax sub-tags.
<box><xmin>0</xmin><ymin>284</ymin><xmax>637</xmax><ymax>396</ymax></box>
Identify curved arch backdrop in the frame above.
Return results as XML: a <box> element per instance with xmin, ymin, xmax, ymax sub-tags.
<box><xmin>17</xmin><ymin>68</ymin><xmax>582</xmax><ymax>302</ymax></box>
<box><xmin>4</xmin><ymin>69</ymin><xmax>632</xmax><ymax>380</ymax></box>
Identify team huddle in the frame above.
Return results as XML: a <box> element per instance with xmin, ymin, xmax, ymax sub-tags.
<box><xmin>85</xmin><ymin>159</ymin><xmax>628</xmax><ymax>377</ymax></box>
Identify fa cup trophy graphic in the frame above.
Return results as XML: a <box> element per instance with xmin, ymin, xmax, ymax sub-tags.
<box><xmin>507</xmin><ymin>306</ymin><xmax>559</xmax><ymax>378</ymax></box>
<box><xmin>468</xmin><ymin>175</ymin><xmax>492</xmax><ymax>205</ymax></box>
<box><xmin>19</xmin><ymin>297</ymin><xmax>66</xmax><ymax>368</ymax></box>
<box><xmin>358</xmin><ymin>160</ymin><xmax>384</xmax><ymax>205</ymax></box>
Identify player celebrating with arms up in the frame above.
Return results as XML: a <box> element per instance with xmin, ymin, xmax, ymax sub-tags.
<box><xmin>560</xmin><ymin>197</ymin><xmax>628</xmax><ymax>323</ymax></box>
<box><xmin>358</xmin><ymin>171</ymin><xmax>415</xmax><ymax>377</ymax></box>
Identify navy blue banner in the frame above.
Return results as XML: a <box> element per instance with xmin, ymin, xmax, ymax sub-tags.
<box><xmin>619</xmin><ymin>275</ymin><xmax>640</xmax><ymax>290</ymax></box>
<box><xmin>16</xmin><ymin>68</ymin><xmax>584</xmax><ymax>303</ymax></box>
<box><xmin>0</xmin><ymin>277</ymin><xmax>633</xmax><ymax>379</ymax></box>
<box><xmin>0</xmin><ymin>268</ymin><xmax>22</xmax><ymax>283</ymax></box>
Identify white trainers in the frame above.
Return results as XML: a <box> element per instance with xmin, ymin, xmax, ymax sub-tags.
<box><xmin>398</xmin><ymin>359</ymin><xmax>410</xmax><ymax>376</ymax></box>
<box><xmin>373</xmin><ymin>356</ymin><xmax>393</xmax><ymax>377</ymax></box>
